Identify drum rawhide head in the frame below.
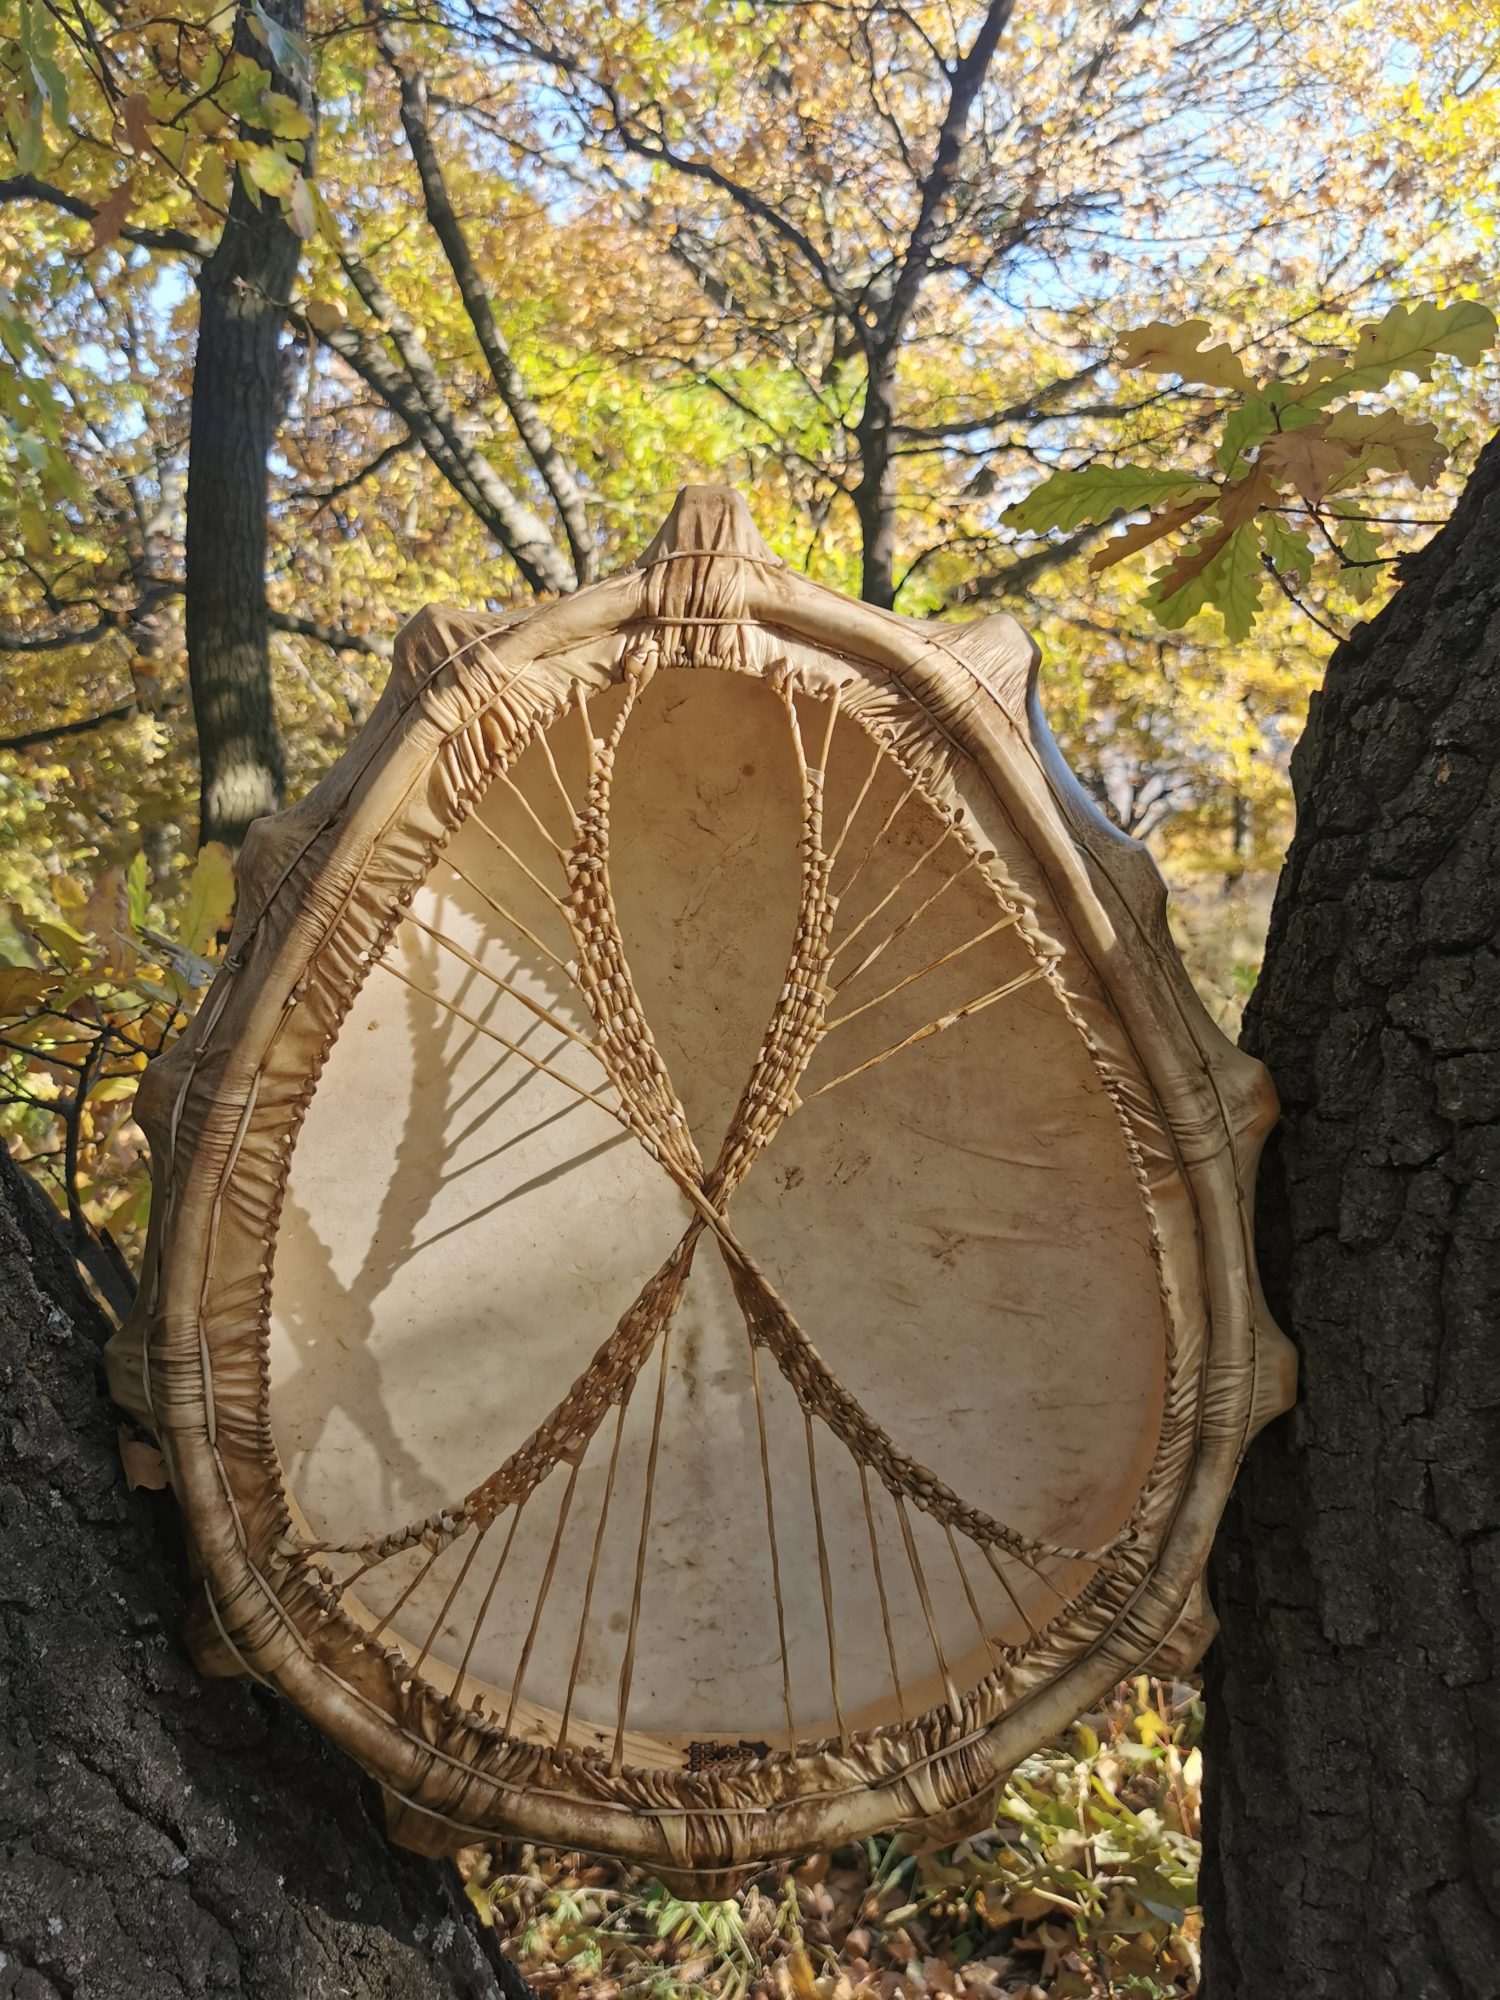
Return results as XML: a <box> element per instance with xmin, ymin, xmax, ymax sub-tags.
<box><xmin>107</xmin><ymin>487</ymin><xmax>1294</xmax><ymax>1893</ymax></box>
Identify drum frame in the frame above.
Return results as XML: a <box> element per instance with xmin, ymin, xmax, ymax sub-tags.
<box><xmin>107</xmin><ymin>487</ymin><xmax>1294</xmax><ymax>1890</ymax></box>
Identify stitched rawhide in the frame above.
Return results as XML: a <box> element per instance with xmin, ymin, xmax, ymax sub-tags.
<box><xmin>107</xmin><ymin>487</ymin><xmax>1295</xmax><ymax>1894</ymax></box>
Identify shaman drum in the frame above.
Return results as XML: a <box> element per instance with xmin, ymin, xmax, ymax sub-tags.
<box><xmin>108</xmin><ymin>487</ymin><xmax>1293</xmax><ymax>1891</ymax></box>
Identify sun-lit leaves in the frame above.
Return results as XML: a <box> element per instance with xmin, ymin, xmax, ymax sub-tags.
<box><xmin>1151</xmin><ymin>524</ymin><xmax>1264</xmax><ymax>641</ymax></box>
<box><xmin>2</xmin><ymin>0</ymin><xmax>1498</xmax><ymax>1130</ymax></box>
<box><xmin>1337</xmin><ymin>298</ymin><xmax>1499</xmax><ymax>392</ymax></box>
<box><xmin>1115</xmin><ymin>319</ymin><xmax>1252</xmax><ymax>392</ymax></box>
<box><xmin>1004</xmin><ymin>466</ymin><xmax>1218</xmax><ymax>535</ymax></box>
<box><xmin>0</xmin><ymin>844</ymin><xmax>230</xmax><ymax>1259</ymax></box>
<box><xmin>1003</xmin><ymin>302</ymin><xmax>1496</xmax><ymax>640</ymax></box>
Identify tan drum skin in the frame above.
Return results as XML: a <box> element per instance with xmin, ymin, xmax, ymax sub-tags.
<box><xmin>107</xmin><ymin>488</ymin><xmax>1294</xmax><ymax>1892</ymax></box>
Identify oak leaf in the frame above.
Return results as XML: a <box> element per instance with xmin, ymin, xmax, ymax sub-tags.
<box><xmin>1004</xmin><ymin>464</ymin><xmax>1215</xmax><ymax>534</ymax></box>
<box><xmin>1258</xmin><ymin>426</ymin><xmax>1360</xmax><ymax>505</ymax></box>
<box><xmin>1087</xmin><ymin>495</ymin><xmax>1214</xmax><ymax>573</ymax></box>
<box><xmin>1115</xmin><ymin>319</ymin><xmax>1251</xmax><ymax>391</ymax></box>
<box><xmin>1151</xmin><ymin>523</ymin><xmax>1263</xmax><ymax>641</ymax></box>
<box><xmin>1324</xmin><ymin>409</ymin><xmax>1446</xmax><ymax>489</ymax></box>
<box><xmin>120</xmin><ymin>92</ymin><xmax>153</xmax><ymax>156</ymax></box>
<box><xmin>89</xmin><ymin>180</ymin><xmax>135</xmax><ymax>253</ymax></box>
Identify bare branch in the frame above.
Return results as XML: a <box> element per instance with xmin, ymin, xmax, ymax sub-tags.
<box><xmin>267</xmin><ymin>608</ymin><xmax>393</xmax><ymax>659</ymax></box>
<box><xmin>892</xmin><ymin>363</ymin><xmax>1112</xmax><ymax>440</ymax></box>
<box><xmin>371</xmin><ymin>11</ymin><xmax>596</xmax><ymax>581</ymax></box>
<box><xmin>0</xmin><ymin>175</ymin><xmax>209</xmax><ymax>257</ymax></box>
<box><xmin>0</xmin><ymin>700</ymin><xmax>140</xmax><ymax>753</ymax></box>
<box><xmin>947</xmin><ymin>520</ymin><xmax>1115</xmax><ymax>606</ymax></box>
<box><xmin>290</xmin><ymin>289</ymin><xmax>573</xmax><ymax>594</ymax></box>
<box><xmin>0</xmin><ymin>617</ymin><xmax>114</xmax><ymax>653</ymax></box>
<box><xmin>877</xmin><ymin>0</ymin><xmax>1019</xmax><ymax>358</ymax></box>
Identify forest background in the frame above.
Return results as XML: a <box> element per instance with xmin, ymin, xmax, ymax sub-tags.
<box><xmin>1</xmin><ymin>1</ymin><xmax>1497</xmax><ymax>1994</ymax></box>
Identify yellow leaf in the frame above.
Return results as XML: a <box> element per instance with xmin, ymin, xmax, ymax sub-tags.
<box><xmin>287</xmin><ymin>171</ymin><xmax>316</xmax><ymax>240</ymax></box>
<box><xmin>245</xmin><ymin>144</ymin><xmax>298</xmax><ymax>198</ymax></box>
<box><xmin>179</xmin><ymin>841</ymin><xmax>236</xmax><ymax>956</ymax></box>
<box><xmin>1116</xmin><ymin>318</ymin><xmax>1252</xmax><ymax>391</ymax></box>
<box><xmin>196</xmin><ymin>146</ymin><xmax>230</xmax><ymax>215</ymax></box>
<box><xmin>786</xmin><ymin>1947</ymin><xmax>821</xmax><ymax>2000</ymax></box>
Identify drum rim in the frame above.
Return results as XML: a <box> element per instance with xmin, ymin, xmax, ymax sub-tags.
<box><xmin>108</xmin><ymin>491</ymin><xmax>1291</xmax><ymax>1880</ymax></box>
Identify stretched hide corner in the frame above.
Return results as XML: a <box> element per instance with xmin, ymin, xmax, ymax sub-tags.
<box><xmin>107</xmin><ymin>486</ymin><xmax>1294</xmax><ymax>1892</ymax></box>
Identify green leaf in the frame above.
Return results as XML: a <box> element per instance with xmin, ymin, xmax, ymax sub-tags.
<box><xmin>125</xmin><ymin>852</ymin><xmax>149</xmax><ymax>931</ymax></box>
<box><xmin>1215</xmin><ymin>393</ymin><xmax>1278</xmax><ymax>471</ymax></box>
<box><xmin>1259</xmin><ymin>512</ymin><xmax>1315</xmax><ymax>589</ymax></box>
<box><xmin>1003</xmin><ymin>465</ymin><xmax>1215</xmax><ymax>534</ymax></box>
<box><xmin>1337</xmin><ymin>299</ymin><xmax>1498</xmax><ymax>394</ymax></box>
<box><xmin>1151</xmin><ymin>523</ymin><xmax>1263</xmax><ymax>641</ymax></box>
<box><xmin>258</xmin><ymin>90</ymin><xmax>314</xmax><ymax>140</ymax></box>
<box><xmin>1116</xmin><ymin>318</ymin><xmax>1252</xmax><ymax>391</ymax></box>
<box><xmin>1332</xmin><ymin>506</ymin><xmax>1381</xmax><ymax>604</ymax></box>
<box><xmin>219</xmin><ymin>56</ymin><xmax>274</xmax><ymax>122</ymax></box>
<box><xmin>244</xmin><ymin>144</ymin><xmax>299</xmax><ymax>198</ymax></box>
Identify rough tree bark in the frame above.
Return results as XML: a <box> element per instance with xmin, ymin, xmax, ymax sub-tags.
<box><xmin>1202</xmin><ymin>433</ymin><xmax>1500</xmax><ymax>1997</ymax></box>
<box><xmin>0</xmin><ymin>1147</ymin><xmax>532</xmax><ymax>2000</ymax></box>
<box><xmin>184</xmin><ymin>0</ymin><xmax>310</xmax><ymax>850</ymax></box>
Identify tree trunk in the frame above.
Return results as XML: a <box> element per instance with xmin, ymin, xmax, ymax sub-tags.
<box><xmin>853</xmin><ymin>356</ymin><xmax>899</xmax><ymax>611</ymax></box>
<box><xmin>184</xmin><ymin>0</ymin><xmax>309</xmax><ymax>850</ymax></box>
<box><xmin>0</xmin><ymin>1146</ymin><xmax>532</xmax><ymax>2000</ymax></box>
<box><xmin>1202</xmin><ymin>434</ymin><xmax>1500</xmax><ymax>1998</ymax></box>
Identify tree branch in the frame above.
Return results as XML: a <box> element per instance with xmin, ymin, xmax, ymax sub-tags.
<box><xmin>892</xmin><ymin>362</ymin><xmax>1108</xmax><ymax>440</ymax></box>
<box><xmin>0</xmin><ymin>175</ymin><xmax>209</xmax><ymax>257</ymax></box>
<box><xmin>507</xmin><ymin>26</ymin><xmax>848</xmax><ymax>307</ymax></box>
<box><xmin>267</xmin><ymin>607</ymin><xmax>393</xmax><ymax>658</ymax></box>
<box><xmin>291</xmin><ymin>288</ymin><xmax>573</xmax><ymax>594</ymax></box>
<box><xmin>877</xmin><ymin>0</ymin><xmax>1018</xmax><ymax>358</ymax></box>
<box><xmin>946</xmin><ymin>519</ymin><xmax>1114</xmax><ymax>605</ymax></box>
<box><xmin>0</xmin><ymin>616</ymin><xmax>114</xmax><ymax>653</ymax></box>
<box><xmin>372</xmin><ymin>13</ymin><xmax>595</xmax><ymax>582</ymax></box>
<box><xmin>0</xmin><ymin>700</ymin><xmax>139</xmax><ymax>753</ymax></box>
<box><xmin>287</xmin><ymin>432</ymin><xmax>416</xmax><ymax>504</ymax></box>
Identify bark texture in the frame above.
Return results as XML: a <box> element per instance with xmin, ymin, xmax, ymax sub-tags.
<box><xmin>1202</xmin><ymin>434</ymin><xmax>1500</xmax><ymax>1998</ymax></box>
<box><xmin>0</xmin><ymin>1148</ymin><xmax>530</xmax><ymax>2000</ymax></box>
<box><xmin>184</xmin><ymin>0</ymin><xmax>308</xmax><ymax>849</ymax></box>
